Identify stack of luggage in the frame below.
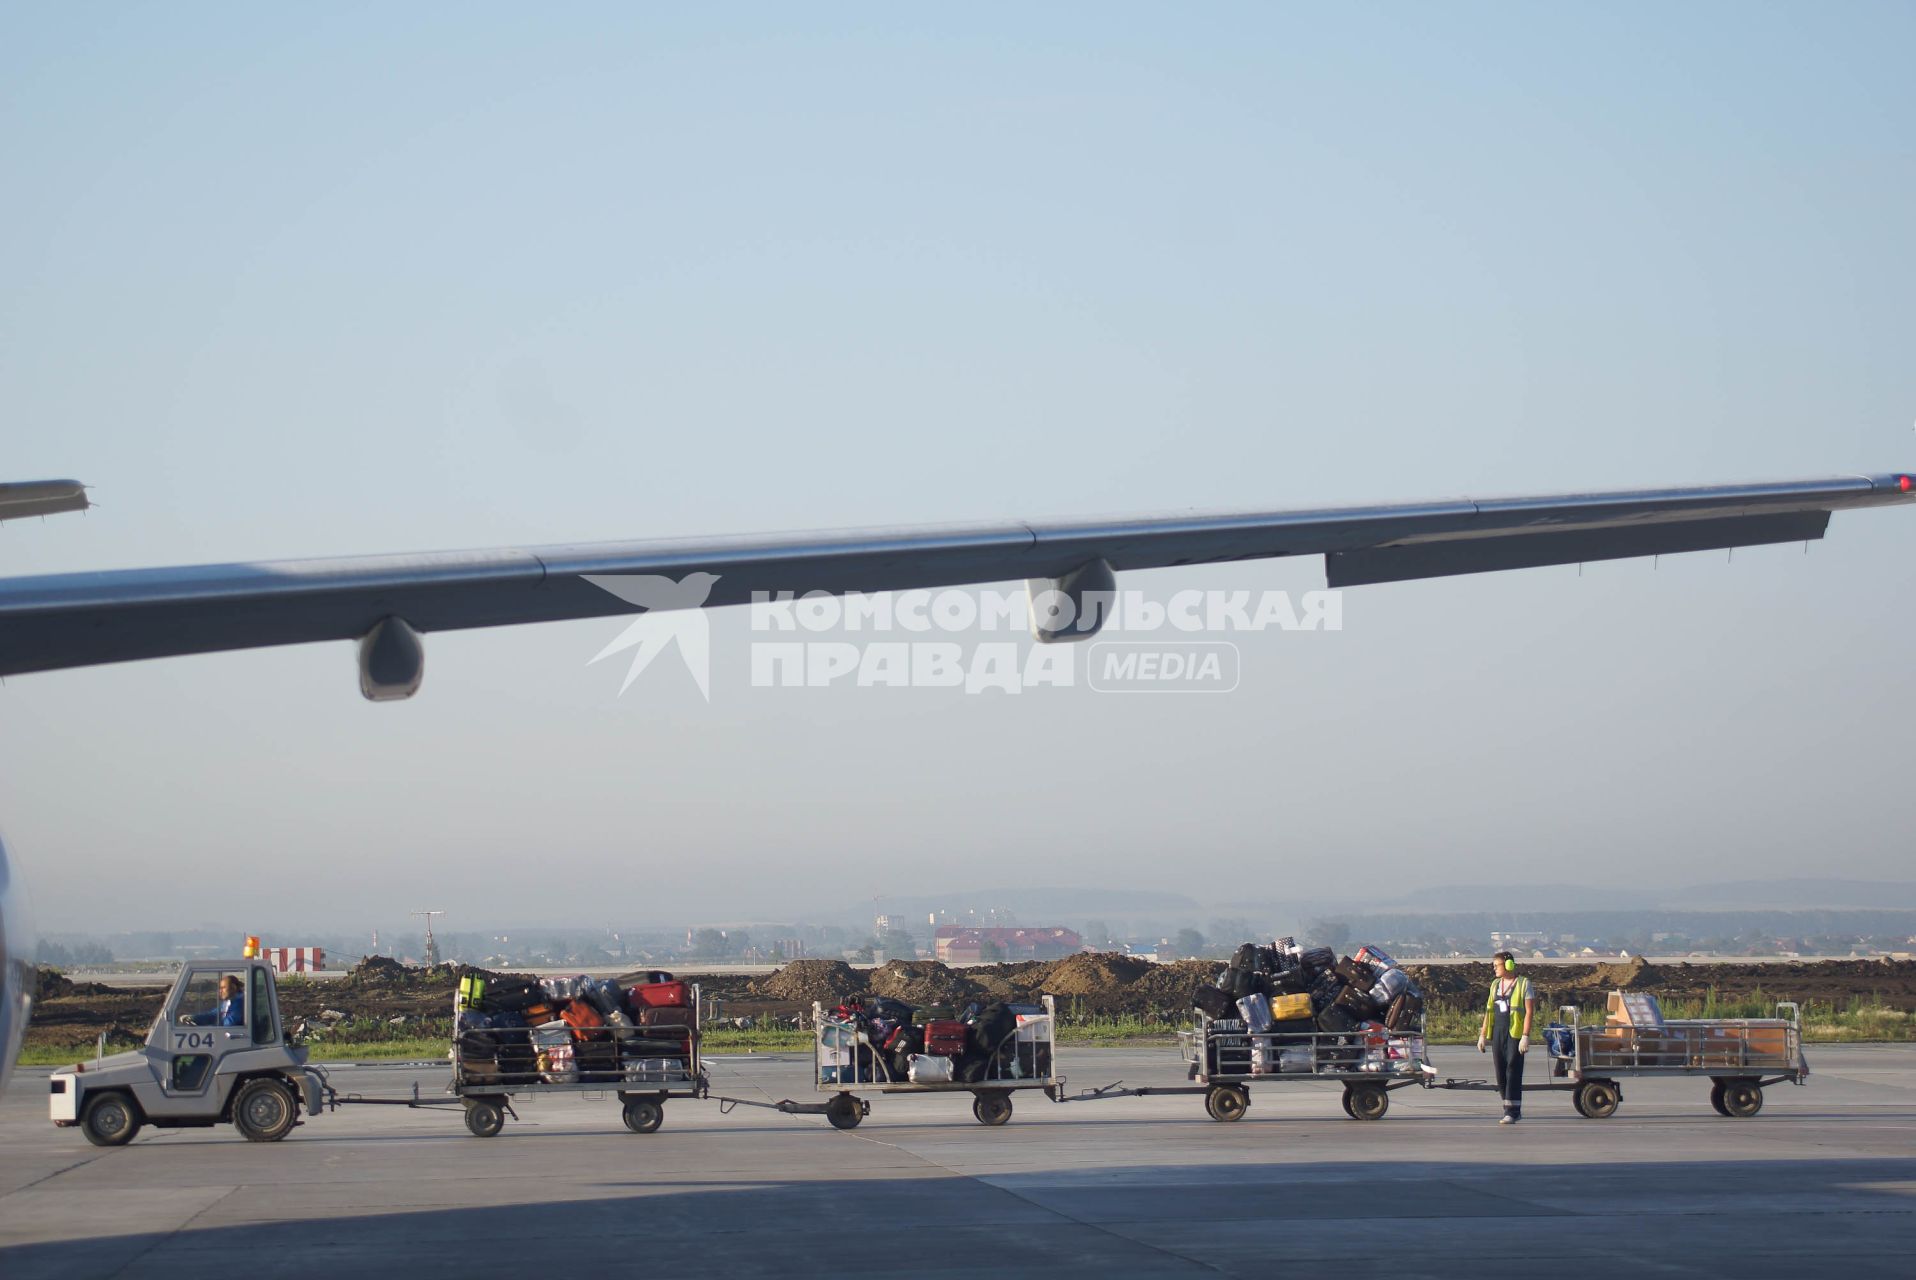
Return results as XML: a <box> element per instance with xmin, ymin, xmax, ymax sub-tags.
<box><xmin>453</xmin><ymin>970</ymin><xmax>695</xmax><ymax>1086</ymax></box>
<box><xmin>1193</xmin><ymin>938</ymin><xmax>1426</xmax><ymax>1075</ymax></box>
<box><xmin>820</xmin><ymin>996</ymin><xmax>1052</xmax><ymax>1087</ymax></box>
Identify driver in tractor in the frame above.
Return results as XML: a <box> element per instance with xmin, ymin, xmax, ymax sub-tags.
<box><xmin>183</xmin><ymin>975</ymin><xmax>246</xmax><ymax>1027</ymax></box>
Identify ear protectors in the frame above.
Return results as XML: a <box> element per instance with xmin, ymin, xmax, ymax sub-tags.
<box><xmin>1503</xmin><ymin>958</ymin><xmax>1516</xmax><ymax>972</ymax></box>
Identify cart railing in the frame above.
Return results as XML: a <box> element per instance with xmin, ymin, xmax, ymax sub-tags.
<box><xmin>814</xmin><ymin>995</ymin><xmax>1058</xmax><ymax>1091</ymax></box>
<box><xmin>1185</xmin><ymin>1014</ymin><xmax>1432</xmax><ymax>1081</ymax></box>
<box><xmin>452</xmin><ymin>983</ymin><xmax>702</xmax><ymax>1091</ymax></box>
<box><xmin>1555</xmin><ymin>1001</ymin><xmax>1804</xmax><ymax>1076</ymax></box>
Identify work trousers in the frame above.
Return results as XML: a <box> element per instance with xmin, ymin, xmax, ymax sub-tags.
<box><xmin>1490</xmin><ymin>1033</ymin><xmax>1525</xmax><ymax>1116</ymax></box>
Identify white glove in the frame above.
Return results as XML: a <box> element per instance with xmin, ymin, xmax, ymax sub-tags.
<box><xmin>1518</xmin><ymin>1035</ymin><xmax>1530</xmax><ymax>1054</ymax></box>
<box><xmin>1476</xmin><ymin>1034</ymin><xmax>1486</xmax><ymax>1053</ymax></box>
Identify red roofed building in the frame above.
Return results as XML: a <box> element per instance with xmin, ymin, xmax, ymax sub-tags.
<box><xmin>935</xmin><ymin>926</ymin><xmax>1082</xmax><ymax>964</ymax></box>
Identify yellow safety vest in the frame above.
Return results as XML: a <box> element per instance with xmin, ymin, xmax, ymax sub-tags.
<box><xmin>1484</xmin><ymin>976</ymin><xmax>1530</xmax><ymax>1037</ymax></box>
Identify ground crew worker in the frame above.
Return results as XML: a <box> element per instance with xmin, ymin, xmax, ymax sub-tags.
<box><xmin>183</xmin><ymin>975</ymin><xmax>245</xmax><ymax>1028</ymax></box>
<box><xmin>1476</xmin><ymin>950</ymin><xmax>1533</xmax><ymax>1124</ymax></box>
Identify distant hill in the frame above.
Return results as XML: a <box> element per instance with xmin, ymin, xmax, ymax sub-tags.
<box><xmin>1670</xmin><ymin>879</ymin><xmax>1916</xmax><ymax>911</ymax></box>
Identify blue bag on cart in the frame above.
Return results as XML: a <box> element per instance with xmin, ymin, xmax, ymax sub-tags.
<box><xmin>1545</xmin><ymin>1023</ymin><xmax>1575</xmax><ymax>1058</ymax></box>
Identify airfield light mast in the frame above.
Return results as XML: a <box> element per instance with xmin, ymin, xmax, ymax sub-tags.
<box><xmin>411</xmin><ymin>910</ymin><xmax>445</xmax><ymax>966</ymax></box>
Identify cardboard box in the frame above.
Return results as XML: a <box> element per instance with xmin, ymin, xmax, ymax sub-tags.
<box><xmin>1605</xmin><ymin>991</ymin><xmax>1665</xmax><ymax>1029</ymax></box>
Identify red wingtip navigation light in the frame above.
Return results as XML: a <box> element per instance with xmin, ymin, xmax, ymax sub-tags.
<box><xmin>1900</xmin><ymin>475</ymin><xmax>1913</xmax><ymax>493</ymax></box>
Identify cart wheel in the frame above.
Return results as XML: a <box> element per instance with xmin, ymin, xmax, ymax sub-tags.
<box><xmin>1709</xmin><ymin>1081</ymin><xmax>1730</xmax><ymax>1116</ymax></box>
<box><xmin>233</xmin><ymin>1078</ymin><xmax>298</xmax><ymax>1142</ymax></box>
<box><xmin>972</xmin><ymin>1092</ymin><xmax>1014</xmax><ymax>1127</ymax></box>
<box><xmin>1720</xmin><ymin>1079</ymin><xmax>1763</xmax><ymax>1118</ymax></box>
<box><xmin>464</xmin><ymin>1098</ymin><xmax>506</xmax><ymax>1138</ymax></box>
<box><xmin>1575</xmin><ymin>1080</ymin><xmax>1620</xmax><ymax>1120</ymax></box>
<box><xmin>825</xmin><ymin>1093</ymin><xmax>863</xmax><ymax>1130</ymax></box>
<box><xmin>1206</xmin><ymin>1085</ymin><xmax>1248</xmax><ymax>1122</ymax></box>
<box><xmin>622</xmin><ymin>1097</ymin><xmax>664</xmax><ymax>1134</ymax></box>
<box><xmin>80</xmin><ymin>1091</ymin><xmax>142</xmax><ymax>1148</ymax></box>
<box><xmin>1571</xmin><ymin>1089</ymin><xmax>1591</xmax><ymax>1118</ymax></box>
<box><xmin>1345</xmin><ymin>1085</ymin><xmax>1389</xmax><ymax>1121</ymax></box>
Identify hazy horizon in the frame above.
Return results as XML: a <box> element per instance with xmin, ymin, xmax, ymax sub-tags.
<box><xmin>5</xmin><ymin>5</ymin><xmax>1915</xmax><ymax>937</ymax></box>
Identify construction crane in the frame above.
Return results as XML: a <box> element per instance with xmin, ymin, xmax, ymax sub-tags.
<box><xmin>411</xmin><ymin>910</ymin><xmax>445</xmax><ymax>966</ymax></box>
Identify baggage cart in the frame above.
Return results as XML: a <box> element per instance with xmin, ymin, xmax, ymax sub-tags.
<box><xmin>449</xmin><ymin>983</ymin><xmax>707</xmax><ymax>1138</ymax></box>
<box><xmin>1484</xmin><ymin>1001</ymin><xmax>1808</xmax><ymax>1119</ymax></box>
<box><xmin>776</xmin><ymin>996</ymin><xmax>1062</xmax><ymax>1129</ymax></box>
<box><xmin>1179</xmin><ymin>1013</ymin><xmax>1437</xmax><ymax>1121</ymax></box>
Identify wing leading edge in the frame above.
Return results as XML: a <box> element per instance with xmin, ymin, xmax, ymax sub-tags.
<box><xmin>0</xmin><ymin>473</ymin><xmax>1910</xmax><ymax>685</ymax></box>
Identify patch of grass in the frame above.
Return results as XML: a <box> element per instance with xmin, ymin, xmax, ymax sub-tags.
<box><xmin>303</xmin><ymin>1037</ymin><xmax>449</xmax><ymax>1062</ymax></box>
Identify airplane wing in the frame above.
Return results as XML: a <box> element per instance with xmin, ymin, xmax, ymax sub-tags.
<box><xmin>1</xmin><ymin>472</ymin><xmax>1910</xmax><ymax>696</ymax></box>
<box><xmin>0</xmin><ymin>480</ymin><xmax>89</xmax><ymax>524</ymax></box>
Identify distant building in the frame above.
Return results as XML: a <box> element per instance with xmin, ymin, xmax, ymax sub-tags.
<box><xmin>935</xmin><ymin>927</ymin><xmax>1082</xmax><ymax>964</ymax></box>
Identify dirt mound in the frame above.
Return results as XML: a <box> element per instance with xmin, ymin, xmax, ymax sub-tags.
<box><xmin>1041</xmin><ymin>952</ymin><xmax>1155</xmax><ymax>996</ymax></box>
<box><xmin>752</xmin><ymin>959</ymin><xmax>862</xmax><ymax>1004</ymax></box>
<box><xmin>36</xmin><ymin>967</ymin><xmax>73</xmax><ymax>1001</ymax></box>
<box><xmin>1127</xmin><ymin>960</ymin><xmax>1223</xmax><ymax>1009</ymax></box>
<box><xmin>1590</xmin><ymin>956</ymin><xmax>1661</xmax><ymax>989</ymax></box>
<box><xmin>865</xmin><ymin>960</ymin><xmax>980</xmax><ymax>1007</ymax></box>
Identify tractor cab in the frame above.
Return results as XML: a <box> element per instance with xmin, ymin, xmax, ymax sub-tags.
<box><xmin>148</xmin><ymin>960</ymin><xmax>287</xmax><ymax>1093</ymax></box>
<box><xmin>50</xmin><ymin>954</ymin><xmax>324</xmax><ymax>1147</ymax></box>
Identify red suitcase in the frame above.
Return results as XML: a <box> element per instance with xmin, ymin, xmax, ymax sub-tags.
<box><xmin>922</xmin><ymin>1020</ymin><xmax>967</xmax><ymax>1056</ymax></box>
<box><xmin>631</xmin><ymin>981</ymin><xmax>690</xmax><ymax>1009</ymax></box>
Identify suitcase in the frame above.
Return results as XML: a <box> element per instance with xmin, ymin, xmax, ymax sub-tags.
<box><xmin>1299</xmin><ymin>946</ymin><xmax>1335</xmax><ymax>973</ymax></box>
<box><xmin>563</xmin><ymin>1002</ymin><xmax>610</xmax><ymax>1042</ymax></box>
<box><xmin>456</xmin><ymin>974</ymin><xmax>488</xmax><ymax>1012</ymax></box>
<box><xmin>485</xmin><ymin>977</ymin><xmax>546</xmax><ymax>1014</ymax></box>
<box><xmin>1267</xmin><ymin>968</ymin><xmax>1308</xmax><ymax>996</ymax></box>
<box><xmin>1193</xmin><ymin>984</ymin><xmax>1236</xmax><ymax>1019</ymax></box>
<box><xmin>1335</xmin><ymin>984</ymin><xmax>1378</xmax><ymax>1019</ymax></box>
<box><xmin>639</xmin><ymin>1005</ymin><xmax>694</xmax><ymax>1029</ymax></box>
<box><xmin>1236</xmin><ymin>993</ymin><xmax>1274</xmax><ymax>1033</ymax></box>
<box><xmin>1354</xmin><ymin>945</ymin><xmax>1398</xmax><ymax>971</ymax></box>
<box><xmin>1269</xmin><ymin>1017</ymin><xmax>1317</xmax><ymax>1037</ymax></box>
<box><xmin>923</xmin><ymin>1020</ymin><xmax>967</xmax><ymax>1056</ymax></box>
<box><xmin>630</xmin><ymin>970</ymin><xmax>676</xmax><ymax>986</ymax></box>
<box><xmin>1230</xmin><ymin>942</ymin><xmax>1260</xmax><ymax>972</ymax></box>
<box><xmin>1269</xmin><ymin>992</ymin><xmax>1313</xmax><ymax>1022</ymax></box>
<box><xmin>1317</xmin><ymin>1005</ymin><xmax>1360</xmax><ymax>1033</ymax></box>
<box><xmin>1384</xmin><ymin>992</ymin><xmax>1424</xmax><ymax>1032</ymax></box>
<box><xmin>520</xmin><ymin>1001</ymin><xmax>556</xmax><ymax>1026</ymax></box>
<box><xmin>1334</xmin><ymin>957</ymin><xmax>1377</xmax><ymax>989</ymax></box>
<box><xmin>631</xmin><ymin>981</ymin><xmax>690</xmax><ymax>1009</ymax></box>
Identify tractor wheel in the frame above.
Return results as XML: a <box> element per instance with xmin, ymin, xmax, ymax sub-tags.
<box><xmin>1575</xmin><ymin>1080</ymin><xmax>1621</xmax><ymax>1120</ymax></box>
<box><xmin>825</xmin><ymin>1093</ymin><xmax>863</xmax><ymax>1130</ymax></box>
<box><xmin>1206</xmin><ymin>1085</ymin><xmax>1248</xmax><ymax>1122</ymax></box>
<box><xmin>972</xmin><ymin>1092</ymin><xmax>1014</xmax><ymax>1127</ymax></box>
<box><xmin>233</xmin><ymin>1078</ymin><xmax>299</xmax><ymax>1142</ymax></box>
<box><xmin>81</xmin><ymin>1092</ymin><xmax>141</xmax><ymax>1148</ymax></box>
<box><xmin>464</xmin><ymin>1097</ymin><xmax>506</xmax><ymax>1138</ymax></box>
<box><xmin>1346</xmin><ymin>1085</ymin><xmax>1389</xmax><ymax>1121</ymax></box>
<box><xmin>1720</xmin><ymin>1079</ymin><xmax>1764</xmax><ymax>1118</ymax></box>
<box><xmin>622</xmin><ymin>1098</ymin><xmax>664</xmax><ymax>1134</ymax></box>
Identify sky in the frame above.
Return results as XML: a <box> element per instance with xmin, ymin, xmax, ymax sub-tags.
<box><xmin>2</xmin><ymin>4</ymin><xmax>1914</xmax><ymax>938</ymax></box>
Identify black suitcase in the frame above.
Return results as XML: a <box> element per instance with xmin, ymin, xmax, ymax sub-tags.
<box><xmin>1334</xmin><ymin>984</ymin><xmax>1378</xmax><ymax>1020</ymax></box>
<box><xmin>1334</xmin><ymin>957</ymin><xmax>1377</xmax><ymax>989</ymax></box>
<box><xmin>1193</xmin><ymin>984</ymin><xmax>1236</xmax><ymax>1019</ymax></box>
<box><xmin>1299</xmin><ymin>946</ymin><xmax>1335</xmax><ymax>974</ymax></box>
<box><xmin>1385</xmin><ymin>992</ymin><xmax>1425</xmax><ymax>1031</ymax></box>
<box><xmin>484</xmin><ymin>975</ymin><xmax>546</xmax><ymax>1013</ymax></box>
<box><xmin>1229</xmin><ymin>942</ymin><xmax>1260</xmax><ymax>973</ymax></box>
<box><xmin>1268</xmin><ymin>968</ymin><xmax>1308</xmax><ymax>996</ymax></box>
<box><xmin>1316</xmin><ymin>1005</ymin><xmax>1359</xmax><ymax>1033</ymax></box>
<box><xmin>1268</xmin><ymin>1017</ymin><xmax>1317</xmax><ymax>1038</ymax></box>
